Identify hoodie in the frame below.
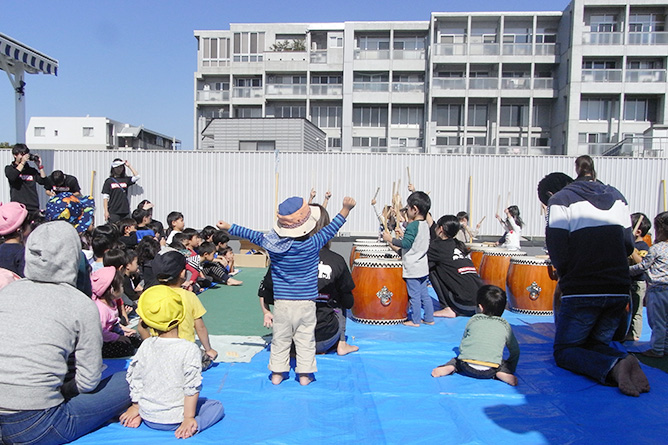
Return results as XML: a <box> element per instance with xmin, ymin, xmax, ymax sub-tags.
<box><xmin>545</xmin><ymin>179</ymin><xmax>634</xmax><ymax>296</ymax></box>
<box><xmin>0</xmin><ymin>221</ymin><xmax>103</xmax><ymax>412</ymax></box>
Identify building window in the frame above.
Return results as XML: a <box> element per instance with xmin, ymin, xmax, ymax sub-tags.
<box><xmin>352</xmin><ymin>106</ymin><xmax>388</xmax><ymax>127</ymax></box>
<box><xmin>590</xmin><ymin>14</ymin><xmax>617</xmax><ymax>32</ymax></box>
<box><xmin>353</xmin><ymin>137</ymin><xmax>387</xmax><ymax>147</ymax></box>
<box><xmin>239</xmin><ymin>141</ymin><xmax>275</xmax><ymax>151</ymax></box>
<box><xmin>328</xmin><ymin>137</ymin><xmax>341</xmax><ymax>148</ymax></box>
<box><xmin>356</xmin><ymin>36</ymin><xmax>390</xmax><ymax>50</ymax></box>
<box><xmin>34</xmin><ymin>127</ymin><xmax>45</xmax><ymax>137</ymax></box>
<box><xmin>266</xmin><ymin>105</ymin><xmax>306</xmax><ymax>118</ymax></box>
<box><xmin>328</xmin><ymin>34</ymin><xmax>343</xmax><ymax>48</ymax></box>
<box><xmin>234</xmin><ymin>106</ymin><xmax>262</xmax><ymax>118</ymax></box>
<box><xmin>500</xmin><ymin>104</ymin><xmax>529</xmax><ymax>126</ymax></box>
<box><xmin>533</xmin><ymin>103</ymin><xmax>552</xmax><ymax>127</ymax></box>
<box><xmin>311</xmin><ymin>75</ymin><xmax>342</xmax><ymax>84</ymax></box>
<box><xmin>624</xmin><ymin>98</ymin><xmax>657</xmax><ymax>122</ymax></box>
<box><xmin>54</xmin><ymin>130</ymin><xmax>58</xmax><ymax>136</ymax></box>
<box><xmin>391</xmin><ymin>107</ymin><xmax>423</xmax><ymax>125</ymax></box>
<box><xmin>436</xmin><ymin>136</ymin><xmax>462</xmax><ymax>146</ymax></box>
<box><xmin>233</xmin><ymin>32</ymin><xmax>265</xmax><ymax>62</ymax></box>
<box><xmin>435</xmin><ymin>104</ymin><xmax>462</xmax><ymax>126</ymax></box>
<box><xmin>202</xmin><ymin>37</ymin><xmax>230</xmax><ymax>66</ymax></box>
<box><xmin>83</xmin><ymin>127</ymin><xmax>94</xmax><ymax>137</ymax></box>
<box><xmin>467</xmin><ymin>104</ymin><xmax>488</xmax><ymax>127</ymax></box>
<box><xmin>580</xmin><ymin>98</ymin><xmax>617</xmax><ymax>121</ymax></box>
<box><xmin>311</xmin><ymin>106</ymin><xmax>342</xmax><ymax>128</ymax></box>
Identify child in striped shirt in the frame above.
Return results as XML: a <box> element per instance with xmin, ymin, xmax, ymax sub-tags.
<box><xmin>217</xmin><ymin>196</ymin><xmax>355</xmax><ymax>386</ymax></box>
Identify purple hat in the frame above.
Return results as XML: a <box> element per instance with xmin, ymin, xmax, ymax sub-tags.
<box><xmin>273</xmin><ymin>197</ymin><xmax>321</xmax><ymax>238</ymax></box>
<box><xmin>91</xmin><ymin>266</ymin><xmax>117</xmax><ymax>298</ymax></box>
<box><xmin>0</xmin><ymin>202</ymin><xmax>28</xmax><ymax>236</ymax></box>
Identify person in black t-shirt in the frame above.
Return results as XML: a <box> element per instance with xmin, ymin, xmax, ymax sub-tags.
<box><xmin>101</xmin><ymin>159</ymin><xmax>139</xmax><ymax>223</ymax></box>
<box><xmin>4</xmin><ymin>143</ymin><xmax>47</xmax><ymax>211</ymax></box>
<box><xmin>44</xmin><ymin>170</ymin><xmax>81</xmax><ymax>197</ymax></box>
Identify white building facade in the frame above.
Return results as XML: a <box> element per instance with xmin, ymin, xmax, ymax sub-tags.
<box><xmin>194</xmin><ymin>0</ymin><xmax>668</xmax><ymax>156</ymax></box>
<box><xmin>26</xmin><ymin>117</ymin><xmax>180</xmax><ymax>151</ymax></box>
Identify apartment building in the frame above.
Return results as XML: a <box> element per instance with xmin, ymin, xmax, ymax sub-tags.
<box><xmin>194</xmin><ymin>0</ymin><xmax>668</xmax><ymax>156</ymax></box>
<box><xmin>26</xmin><ymin>117</ymin><xmax>181</xmax><ymax>150</ymax></box>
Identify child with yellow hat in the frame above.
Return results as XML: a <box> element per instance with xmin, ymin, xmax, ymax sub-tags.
<box><xmin>120</xmin><ymin>285</ymin><xmax>224</xmax><ymax>439</ymax></box>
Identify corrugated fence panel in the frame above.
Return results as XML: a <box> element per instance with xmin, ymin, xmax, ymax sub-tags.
<box><xmin>1</xmin><ymin>149</ymin><xmax>665</xmax><ymax>237</ymax></box>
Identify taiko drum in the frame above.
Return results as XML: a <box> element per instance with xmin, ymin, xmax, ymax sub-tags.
<box><xmin>466</xmin><ymin>243</ymin><xmax>497</xmax><ymax>272</ymax></box>
<box><xmin>479</xmin><ymin>249</ymin><xmax>527</xmax><ymax>290</ymax></box>
<box><xmin>351</xmin><ymin>258</ymin><xmax>407</xmax><ymax>324</ymax></box>
<box><xmin>506</xmin><ymin>256</ymin><xmax>558</xmax><ymax>315</ymax></box>
<box><xmin>349</xmin><ymin>243</ymin><xmax>391</xmax><ymax>266</ymax></box>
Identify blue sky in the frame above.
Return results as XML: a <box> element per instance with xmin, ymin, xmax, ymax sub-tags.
<box><xmin>1</xmin><ymin>0</ymin><xmax>569</xmax><ymax>149</ymax></box>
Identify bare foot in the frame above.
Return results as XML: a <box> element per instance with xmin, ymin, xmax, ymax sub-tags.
<box><xmin>431</xmin><ymin>364</ymin><xmax>455</xmax><ymax>378</ymax></box>
<box><xmin>337</xmin><ymin>341</ymin><xmax>359</xmax><ymax>356</ymax></box>
<box><xmin>271</xmin><ymin>372</ymin><xmax>286</xmax><ymax>385</ymax></box>
<box><xmin>495</xmin><ymin>371</ymin><xmax>518</xmax><ymax>386</ymax></box>
<box><xmin>422</xmin><ymin>320</ymin><xmax>435</xmax><ymax>325</ymax></box>
<box><xmin>433</xmin><ymin>308</ymin><xmax>457</xmax><ymax>318</ymax></box>
<box><xmin>403</xmin><ymin>320</ymin><xmax>420</xmax><ymax>327</ymax></box>
<box><xmin>640</xmin><ymin>349</ymin><xmax>664</xmax><ymax>358</ymax></box>
<box><xmin>298</xmin><ymin>373</ymin><xmax>313</xmax><ymax>386</ymax></box>
<box><xmin>227</xmin><ymin>278</ymin><xmax>243</xmax><ymax>286</ymax></box>
<box><xmin>610</xmin><ymin>356</ymin><xmax>640</xmax><ymax>397</ymax></box>
<box><xmin>628</xmin><ymin>354</ymin><xmax>651</xmax><ymax>393</ymax></box>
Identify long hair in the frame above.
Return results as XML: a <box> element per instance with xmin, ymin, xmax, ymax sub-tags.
<box><xmin>109</xmin><ymin>158</ymin><xmax>126</xmax><ymax>178</ymax></box>
<box><xmin>654</xmin><ymin>212</ymin><xmax>668</xmax><ymax>243</ymax></box>
<box><xmin>436</xmin><ymin>215</ymin><xmax>469</xmax><ymax>255</ymax></box>
<box><xmin>575</xmin><ymin>155</ymin><xmax>596</xmax><ymax>180</ymax></box>
<box><xmin>309</xmin><ymin>204</ymin><xmax>331</xmax><ymax>249</ymax></box>
<box><xmin>506</xmin><ymin>205</ymin><xmax>523</xmax><ymax>229</ymax></box>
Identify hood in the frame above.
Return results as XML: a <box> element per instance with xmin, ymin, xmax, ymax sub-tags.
<box><xmin>564</xmin><ymin>179</ymin><xmax>625</xmax><ymax>211</ymax></box>
<box><xmin>24</xmin><ymin>221</ymin><xmax>81</xmax><ymax>286</ymax></box>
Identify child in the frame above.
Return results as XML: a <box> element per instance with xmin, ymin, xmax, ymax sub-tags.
<box><xmin>455</xmin><ymin>211</ymin><xmax>481</xmax><ymax>243</ymax></box>
<box><xmin>630</xmin><ymin>212</ymin><xmax>668</xmax><ymax>357</ymax></box>
<box><xmin>495</xmin><ymin>205</ymin><xmax>523</xmax><ymax>251</ymax></box>
<box><xmin>628</xmin><ymin>212</ymin><xmax>651</xmax><ymax>341</ymax></box>
<box><xmin>0</xmin><ymin>202</ymin><xmax>29</xmax><ymax>277</ymax></box>
<box><xmin>218</xmin><ymin>246</ymin><xmax>236</xmax><ymax>275</ymax></box>
<box><xmin>199</xmin><ymin>225</ymin><xmax>218</xmax><ymax>243</ymax></box>
<box><xmin>197</xmin><ymin>242</ymin><xmax>242</xmax><ymax>285</ymax></box>
<box><xmin>383</xmin><ymin>191</ymin><xmax>433</xmax><ymax>327</ymax></box>
<box><xmin>212</xmin><ymin>230</ymin><xmax>230</xmax><ymax>253</ymax></box>
<box><xmin>118</xmin><ymin>217</ymin><xmax>138</xmax><ymax>250</ymax></box>
<box><xmin>144</xmin><ymin>249</ymin><xmax>218</xmax><ymax>369</ymax></box>
<box><xmin>217</xmin><ymin>195</ymin><xmax>355</xmax><ymax>385</ymax></box>
<box><xmin>166</xmin><ymin>211</ymin><xmax>185</xmax><ymax>244</ymax></box>
<box><xmin>431</xmin><ymin>285</ymin><xmax>520</xmax><ymax>386</ymax></box>
<box><xmin>120</xmin><ymin>285</ymin><xmax>224</xmax><ymax>438</ymax></box>
<box><xmin>132</xmin><ymin>207</ymin><xmax>155</xmax><ymax>242</ymax></box>
<box><xmin>91</xmin><ymin>266</ymin><xmax>141</xmax><ymax>358</ymax></box>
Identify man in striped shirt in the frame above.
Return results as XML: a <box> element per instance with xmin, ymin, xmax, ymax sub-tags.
<box><xmin>217</xmin><ymin>196</ymin><xmax>355</xmax><ymax>386</ymax></box>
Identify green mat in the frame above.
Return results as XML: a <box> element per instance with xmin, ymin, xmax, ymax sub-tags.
<box><xmin>198</xmin><ymin>267</ymin><xmax>272</xmax><ymax>337</ymax></box>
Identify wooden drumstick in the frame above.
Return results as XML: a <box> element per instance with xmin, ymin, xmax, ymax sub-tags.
<box><xmin>407</xmin><ymin>167</ymin><xmax>412</xmax><ymax>186</ymax></box>
<box><xmin>506</xmin><ymin>191</ymin><xmax>511</xmax><ymax>209</ymax></box>
<box><xmin>496</xmin><ymin>195</ymin><xmax>501</xmax><ymax>216</ymax></box>
<box><xmin>632</xmin><ymin>214</ymin><xmax>644</xmax><ymax>235</ymax></box>
<box><xmin>477</xmin><ymin>216</ymin><xmax>486</xmax><ymax>226</ymax></box>
<box><xmin>372</xmin><ymin>187</ymin><xmax>380</xmax><ymax>201</ymax></box>
<box><xmin>89</xmin><ymin>170</ymin><xmax>96</xmax><ymax>195</ymax></box>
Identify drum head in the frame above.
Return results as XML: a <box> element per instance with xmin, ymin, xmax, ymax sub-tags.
<box><xmin>353</xmin><ymin>258</ymin><xmax>403</xmax><ymax>268</ymax></box>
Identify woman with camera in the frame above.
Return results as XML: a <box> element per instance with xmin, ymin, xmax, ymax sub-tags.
<box><xmin>4</xmin><ymin>143</ymin><xmax>48</xmax><ymax>212</ymax></box>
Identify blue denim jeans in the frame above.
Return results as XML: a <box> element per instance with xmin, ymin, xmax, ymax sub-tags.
<box><xmin>143</xmin><ymin>398</ymin><xmax>224</xmax><ymax>433</ymax></box>
<box><xmin>0</xmin><ymin>371</ymin><xmax>131</xmax><ymax>445</ymax></box>
<box><xmin>553</xmin><ymin>295</ymin><xmax>629</xmax><ymax>384</ymax></box>
<box><xmin>405</xmin><ymin>276</ymin><xmax>434</xmax><ymax>324</ymax></box>
<box><xmin>646</xmin><ymin>284</ymin><xmax>668</xmax><ymax>354</ymax></box>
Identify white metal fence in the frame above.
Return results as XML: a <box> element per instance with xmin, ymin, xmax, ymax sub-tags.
<box><xmin>1</xmin><ymin>149</ymin><xmax>666</xmax><ymax>238</ymax></box>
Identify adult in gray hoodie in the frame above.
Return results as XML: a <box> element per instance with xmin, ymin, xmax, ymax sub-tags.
<box><xmin>0</xmin><ymin>221</ymin><xmax>131</xmax><ymax>444</ymax></box>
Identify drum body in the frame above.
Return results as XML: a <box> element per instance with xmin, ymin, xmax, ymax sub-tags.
<box><xmin>506</xmin><ymin>256</ymin><xmax>558</xmax><ymax>315</ymax></box>
<box><xmin>467</xmin><ymin>244</ymin><xmax>496</xmax><ymax>273</ymax></box>
<box><xmin>351</xmin><ymin>258</ymin><xmax>407</xmax><ymax>324</ymax></box>
<box><xmin>359</xmin><ymin>250</ymin><xmax>400</xmax><ymax>260</ymax></box>
<box><xmin>349</xmin><ymin>243</ymin><xmax>391</xmax><ymax>266</ymax></box>
<box><xmin>479</xmin><ymin>249</ymin><xmax>527</xmax><ymax>290</ymax></box>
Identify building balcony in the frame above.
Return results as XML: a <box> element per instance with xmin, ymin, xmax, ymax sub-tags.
<box><xmin>433</xmin><ymin>43</ymin><xmax>467</xmax><ymax>56</ymax></box>
<box><xmin>310</xmin><ymin>50</ymin><xmax>327</xmax><ymax>64</ymax></box>
<box><xmin>265</xmin><ymin>84</ymin><xmax>307</xmax><ymax>96</ymax></box>
<box><xmin>469</xmin><ymin>43</ymin><xmax>500</xmax><ymax>56</ymax></box>
<box><xmin>264</xmin><ymin>51</ymin><xmax>308</xmax><ymax>62</ymax></box>
<box><xmin>469</xmin><ymin>78</ymin><xmax>498</xmax><ymax>89</ymax></box>
<box><xmin>309</xmin><ymin>84</ymin><xmax>343</xmax><ymax>96</ymax></box>
<box><xmin>232</xmin><ymin>87</ymin><xmax>263</xmax><ymax>98</ymax></box>
<box><xmin>354</xmin><ymin>49</ymin><xmax>390</xmax><ymax>60</ymax></box>
<box><xmin>353</xmin><ymin>82</ymin><xmax>389</xmax><ymax>92</ymax></box>
<box><xmin>196</xmin><ymin>90</ymin><xmax>229</xmax><ymax>102</ymax></box>
<box><xmin>391</xmin><ymin>82</ymin><xmax>424</xmax><ymax>93</ymax></box>
<box><xmin>625</xmin><ymin>69</ymin><xmax>666</xmax><ymax>83</ymax></box>
<box><xmin>392</xmin><ymin>49</ymin><xmax>425</xmax><ymax>60</ymax></box>
<box><xmin>581</xmin><ymin>69</ymin><xmax>622</xmax><ymax>82</ymax></box>
<box><xmin>501</xmin><ymin>78</ymin><xmax>530</xmax><ymax>89</ymax></box>
<box><xmin>582</xmin><ymin>32</ymin><xmax>623</xmax><ymax>45</ymax></box>
<box><xmin>535</xmin><ymin>43</ymin><xmax>559</xmax><ymax>56</ymax></box>
<box><xmin>432</xmin><ymin>78</ymin><xmax>466</xmax><ymax>90</ymax></box>
<box><xmin>628</xmin><ymin>32</ymin><xmax>668</xmax><ymax>45</ymax></box>
<box><xmin>533</xmin><ymin>78</ymin><xmax>554</xmax><ymax>89</ymax></box>
<box><xmin>502</xmin><ymin>43</ymin><xmax>532</xmax><ymax>56</ymax></box>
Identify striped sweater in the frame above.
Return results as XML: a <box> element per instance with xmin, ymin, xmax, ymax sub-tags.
<box><xmin>546</xmin><ymin>179</ymin><xmax>634</xmax><ymax>296</ymax></box>
<box><xmin>229</xmin><ymin>213</ymin><xmax>346</xmax><ymax>300</ymax></box>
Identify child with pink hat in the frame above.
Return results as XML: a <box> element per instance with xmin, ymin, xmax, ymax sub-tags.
<box><xmin>91</xmin><ymin>266</ymin><xmax>141</xmax><ymax>358</ymax></box>
<box><xmin>0</xmin><ymin>202</ymin><xmax>29</xmax><ymax>277</ymax></box>
<box><xmin>218</xmin><ymin>195</ymin><xmax>356</xmax><ymax>386</ymax></box>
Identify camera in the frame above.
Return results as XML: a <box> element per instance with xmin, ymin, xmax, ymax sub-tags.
<box><xmin>28</xmin><ymin>154</ymin><xmax>40</xmax><ymax>162</ymax></box>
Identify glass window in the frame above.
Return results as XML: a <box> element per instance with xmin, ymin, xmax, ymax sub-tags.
<box><xmin>580</xmin><ymin>98</ymin><xmax>617</xmax><ymax>121</ymax></box>
<box><xmin>624</xmin><ymin>98</ymin><xmax>657</xmax><ymax>122</ymax></box>
<box><xmin>435</xmin><ymin>104</ymin><xmax>462</xmax><ymax>126</ymax></box>
<box><xmin>352</xmin><ymin>106</ymin><xmax>388</xmax><ymax>127</ymax></box>
<box><xmin>83</xmin><ymin>127</ymin><xmax>94</xmax><ymax>137</ymax></box>
<box><xmin>467</xmin><ymin>104</ymin><xmax>488</xmax><ymax>126</ymax></box>
<box><xmin>500</xmin><ymin>104</ymin><xmax>529</xmax><ymax>126</ymax></box>
<box><xmin>391</xmin><ymin>107</ymin><xmax>423</xmax><ymax>125</ymax></box>
<box><xmin>34</xmin><ymin>127</ymin><xmax>45</xmax><ymax>137</ymax></box>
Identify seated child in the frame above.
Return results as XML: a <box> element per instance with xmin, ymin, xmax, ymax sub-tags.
<box><xmin>91</xmin><ymin>266</ymin><xmax>142</xmax><ymax>358</ymax></box>
<box><xmin>0</xmin><ymin>202</ymin><xmax>29</xmax><ymax>277</ymax></box>
<box><xmin>139</xmin><ymin>250</ymin><xmax>218</xmax><ymax>370</ymax></box>
<box><xmin>431</xmin><ymin>285</ymin><xmax>520</xmax><ymax>386</ymax></box>
<box><xmin>212</xmin><ymin>230</ymin><xmax>230</xmax><ymax>253</ymax></box>
<box><xmin>120</xmin><ymin>285</ymin><xmax>224</xmax><ymax>438</ymax></box>
<box><xmin>217</xmin><ymin>195</ymin><xmax>356</xmax><ymax>386</ymax></box>
<box><xmin>199</xmin><ymin>225</ymin><xmax>218</xmax><ymax>243</ymax></box>
<box><xmin>123</xmin><ymin>250</ymin><xmax>144</xmax><ymax>307</ymax></box>
<box><xmin>132</xmin><ymin>207</ymin><xmax>156</xmax><ymax>242</ymax></box>
<box><xmin>118</xmin><ymin>217</ymin><xmax>138</xmax><ymax>250</ymax></box>
<box><xmin>197</xmin><ymin>242</ymin><xmax>242</xmax><ymax>286</ymax></box>
<box><xmin>104</xmin><ymin>248</ymin><xmax>134</xmax><ymax>322</ymax></box>
<box><xmin>165</xmin><ymin>211</ymin><xmax>185</xmax><ymax>245</ymax></box>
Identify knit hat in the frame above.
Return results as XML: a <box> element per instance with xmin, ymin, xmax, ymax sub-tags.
<box><xmin>91</xmin><ymin>266</ymin><xmax>117</xmax><ymax>298</ymax></box>
<box><xmin>153</xmin><ymin>249</ymin><xmax>186</xmax><ymax>283</ymax></box>
<box><xmin>0</xmin><ymin>202</ymin><xmax>28</xmax><ymax>236</ymax></box>
<box><xmin>137</xmin><ymin>285</ymin><xmax>185</xmax><ymax>332</ymax></box>
<box><xmin>273</xmin><ymin>197</ymin><xmax>321</xmax><ymax>238</ymax></box>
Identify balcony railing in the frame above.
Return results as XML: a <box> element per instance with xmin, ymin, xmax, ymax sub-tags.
<box><xmin>533</xmin><ymin>78</ymin><xmax>554</xmax><ymax>89</ymax></box>
<box><xmin>310</xmin><ymin>84</ymin><xmax>343</xmax><ymax>96</ymax></box>
<box><xmin>469</xmin><ymin>43</ymin><xmax>500</xmax><ymax>55</ymax></box>
<box><xmin>502</xmin><ymin>43</ymin><xmax>532</xmax><ymax>56</ymax></box>
<box><xmin>391</xmin><ymin>82</ymin><xmax>424</xmax><ymax>93</ymax></box>
<box><xmin>432</xmin><ymin>78</ymin><xmax>466</xmax><ymax>90</ymax></box>
<box><xmin>469</xmin><ymin>78</ymin><xmax>498</xmax><ymax>89</ymax></box>
<box><xmin>354</xmin><ymin>49</ymin><xmax>390</xmax><ymax>60</ymax></box>
<box><xmin>433</xmin><ymin>43</ymin><xmax>467</xmax><ymax>56</ymax></box>
<box><xmin>628</xmin><ymin>32</ymin><xmax>668</xmax><ymax>45</ymax></box>
<box><xmin>232</xmin><ymin>87</ymin><xmax>263</xmax><ymax>98</ymax></box>
<box><xmin>582</xmin><ymin>31</ymin><xmax>623</xmax><ymax>45</ymax></box>
<box><xmin>431</xmin><ymin>145</ymin><xmax>553</xmax><ymax>155</ymax></box>
<box><xmin>265</xmin><ymin>84</ymin><xmax>307</xmax><ymax>95</ymax></box>
<box><xmin>196</xmin><ymin>90</ymin><xmax>229</xmax><ymax>101</ymax></box>
<box><xmin>310</xmin><ymin>50</ymin><xmax>327</xmax><ymax>63</ymax></box>
<box><xmin>581</xmin><ymin>69</ymin><xmax>623</xmax><ymax>82</ymax></box>
<box><xmin>353</xmin><ymin>82</ymin><xmax>389</xmax><ymax>92</ymax></box>
<box><xmin>625</xmin><ymin>69</ymin><xmax>667</xmax><ymax>82</ymax></box>
<box><xmin>501</xmin><ymin>78</ymin><xmax>530</xmax><ymax>89</ymax></box>
<box><xmin>535</xmin><ymin>43</ymin><xmax>558</xmax><ymax>55</ymax></box>
<box><xmin>392</xmin><ymin>49</ymin><xmax>425</xmax><ymax>60</ymax></box>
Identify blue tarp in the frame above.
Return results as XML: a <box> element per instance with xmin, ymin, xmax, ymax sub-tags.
<box><xmin>75</xmin><ymin>305</ymin><xmax>666</xmax><ymax>444</ymax></box>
